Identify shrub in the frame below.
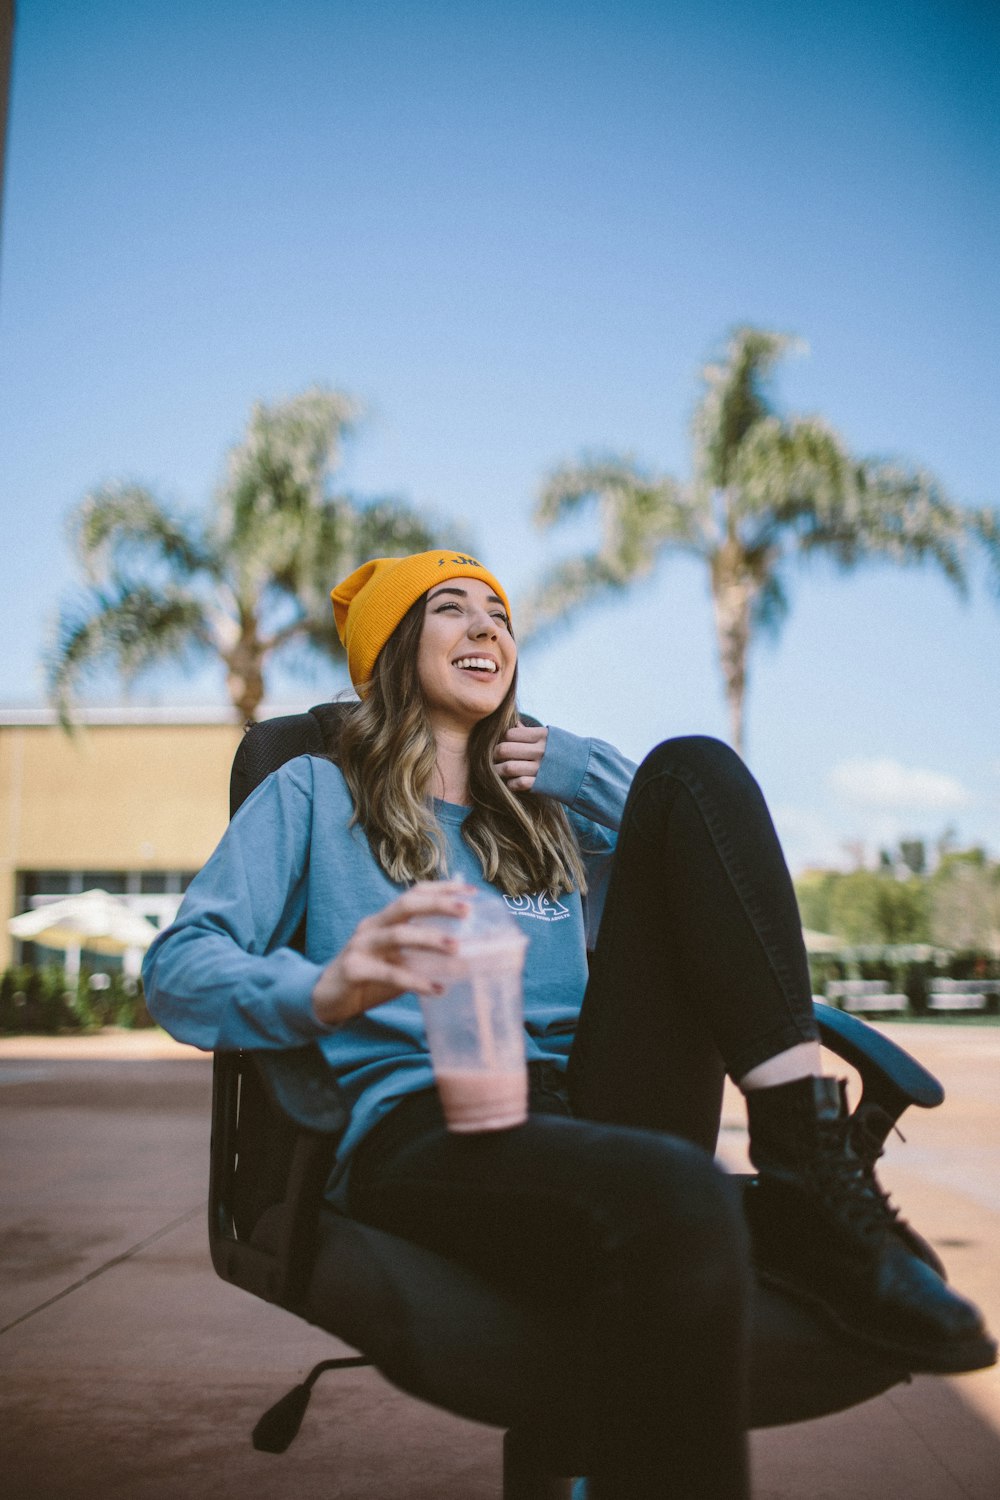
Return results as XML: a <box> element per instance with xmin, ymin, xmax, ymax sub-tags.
<box><xmin>0</xmin><ymin>964</ymin><xmax>152</xmax><ymax>1032</ymax></box>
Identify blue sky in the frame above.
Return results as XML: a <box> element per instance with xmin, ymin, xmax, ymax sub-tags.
<box><xmin>1</xmin><ymin>0</ymin><xmax>997</xmax><ymax>872</ymax></box>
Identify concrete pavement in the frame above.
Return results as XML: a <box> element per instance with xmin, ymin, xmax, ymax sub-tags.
<box><xmin>1</xmin><ymin>1024</ymin><xmax>998</xmax><ymax>1498</ymax></box>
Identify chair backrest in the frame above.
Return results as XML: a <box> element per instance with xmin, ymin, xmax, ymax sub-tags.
<box><xmin>212</xmin><ymin>703</ymin><xmax>354</xmax><ymax>1306</ymax></box>
<box><xmin>230</xmin><ymin>701</ymin><xmax>350</xmax><ymax>816</ymax></box>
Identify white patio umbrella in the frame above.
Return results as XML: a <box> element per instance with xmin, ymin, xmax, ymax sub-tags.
<box><xmin>802</xmin><ymin>928</ymin><xmax>846</xmax><ymax>954</ymax></box>
<box><xmin>8</xmin><ymin>888</ymin><xmax>158</xmax><ymax>980</ymax></box>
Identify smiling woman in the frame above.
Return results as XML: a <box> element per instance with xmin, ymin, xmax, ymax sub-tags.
<box><xmin>332</xmin><ymin>551</ymin><xmax>585</xmax><ymax>897</ymax></box>
<box><xmin>142</xmin><ymin>545</ymin><xmax>996</xmax><ymax>1498</ymax></box>
<box><xmin>416</xmin><ymin>578</ymin><xmax>516</xmax><ymax>743</ymax></box>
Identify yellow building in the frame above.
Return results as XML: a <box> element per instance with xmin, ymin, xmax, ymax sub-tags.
<box><xmin>0</xmin><ymin>706</ymin><xmax>263</xmax><ymax>969</ymax></box>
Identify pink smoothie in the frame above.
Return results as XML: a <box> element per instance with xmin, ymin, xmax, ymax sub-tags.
<box><xmin>434</xmin><ymin>1066</ymin><xmax>528</xmax><ymax>1132</ymax></box>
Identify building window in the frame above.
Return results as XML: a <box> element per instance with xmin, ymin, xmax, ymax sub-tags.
<box><xmin>20</xmin><ymin>871</ymin><xmax>76</xmax><ymax>901</ymax></box>
<box><xmin>81</xmin><ymin>871</ymin><xmax>128</xmax><ymax>895</ymax></box>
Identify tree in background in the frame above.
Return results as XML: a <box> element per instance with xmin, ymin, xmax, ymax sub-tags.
<box><xmin>896</xmin><ymin>839</ymin><xmax>928</xmax><ymax>878</ymax></box>
<box><xmin>930</xmin><ymin>849</ymin><xmax>1000</xmax><ymax>955</ymax></box>
<box><xmin>975</xmin><ymin>507</ymin><xmax>1000</xmax><ymax>596</ymax></box>
<box><xmin>48</xmin><ymin>388</ymin><xmax>445</xmax><ymax>723</ymax></box>
<box><xmin>796</xmin><ymin>840</ymin><xmax>1000</xmax><ymax>954</ymax></box>
<box><xmin>522</xmin><ymin>326</ymin><xmax>979</xmax><ymax>756</ymax></box>
<box><xmin>796</xmin><ymin>864</ymin><xmax>931</xmax><ymax>948</ymax></box>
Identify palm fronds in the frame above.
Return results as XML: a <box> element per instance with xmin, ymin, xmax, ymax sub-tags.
<box><xmin>71</xmin><ymin>484</ymin><xmax>211</xmax><ymax>583</ymax></box>
<box><xmin>48</xmin><ymin>585</ymin><xmax>211</xmax><ymax>728</ymax></box>
<box><xmin>526</xmin><ymin>324</ymin><xmax>980</xmax><ymax>755</ymax></box>
<box><xmin>49</xmin><ymin>387</ymin><xmax>454</xmax><ymax>724</ymax></box>
<box><xmin>804</xmin><ymin>460</ymin><xmax>971</xmax><ymax>590</ymax></box>
<box><xmin>693</xmin><ymin>327</ymin><xmax>805</xmax><ymax>488</ymax></box>
<box><xmin>972</xmin><ymin>507</ymin><xmax>1000</xmax><ymax>598</ymax></box>
<box><xmin>520</xmin><ymin>456</ymin><xmax>699</xmax><ymax>641</ymax></box>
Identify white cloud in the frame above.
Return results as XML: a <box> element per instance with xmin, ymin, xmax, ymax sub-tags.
<box><xmin>829</xmin><ymin>758</ymin><xmax>970</xmax><ymax>812</ymax></box>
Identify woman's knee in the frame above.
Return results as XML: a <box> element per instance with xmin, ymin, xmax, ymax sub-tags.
<box><xmin>624</xmin><ymin>735</ymin><xmax>763</xmax><ymax>835</ymax></box>
<box><xmin>638</xmin><ymin>735</ymin><xmax>748</xmax><ymax>788</ymax></box>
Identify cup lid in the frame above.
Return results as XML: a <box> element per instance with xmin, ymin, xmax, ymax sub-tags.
<box><xmin>412</xmin><ymin>887</ymin><xmax>526</xmax><ymax>947</ymax></box>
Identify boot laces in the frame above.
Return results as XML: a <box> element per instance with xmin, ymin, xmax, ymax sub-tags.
<box><xmin>850</xmin><ymin>1113</ymin><xmax>913</xmax><ymax>1232</ymax></box>
<box><xmin>812</xmin><ymin>1114</ymin><xmax>896</xmax><ymax>1242</ymax></box>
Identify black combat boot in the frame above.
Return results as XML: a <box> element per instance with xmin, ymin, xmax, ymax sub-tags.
<box><xmin>743</xmin><ymin>1075</ymin><xmax>996</xmax><ymax>1373</ymax></box>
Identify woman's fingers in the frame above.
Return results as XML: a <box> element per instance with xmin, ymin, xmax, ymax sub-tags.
<box><xmin>367</xmin><ymin>924</ymin><xmax>457</xmax><ymax>957</ymax></box>
<box><xmin>496</xmin><ymin>758</ymin><xmax>541</xmax><ymax>780</ymax></box>
<box><xmin>344</xmin><ymin>951</ymin><xmax>443</xmax><ymax>998</ymax></box>
<box><xmin>314</xmin><ymin>885</ymin><xmax>475</xmax><ymax>1023</ymax></box>
<box><xmin>495</xmin><ymin>725</ymin><xmax>547</xmax><ymax>757</ymax></box>
<box><xmin>495</xmin><ymin>725</ymin><xmax>547</xmax><ymax>790</ymax></box>
<box><xmin>353</xmin><ymin>884</ymin><xmax>470</xmax><ymax>963</ymax></box>
<box><xmin>365</xmin><ymin>882</ymin><xmax>472</xmax><ymax>929</ymax></box>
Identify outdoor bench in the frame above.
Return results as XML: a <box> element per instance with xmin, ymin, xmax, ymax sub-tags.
<box><xmin>927</xmin><ymin>979</ymin><xmax>999</xmax><ymax>1013</ymax></box>
<box><xmin>825</xmin><ymin>980</ymin><xmax>908</xmax><ymax>1014</ymax></box>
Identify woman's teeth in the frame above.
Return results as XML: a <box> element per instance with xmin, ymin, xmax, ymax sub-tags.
<box><xmin>453</xmin><ymin>657</ymin><xmax>497</xmax><ymax>673</ymax></box>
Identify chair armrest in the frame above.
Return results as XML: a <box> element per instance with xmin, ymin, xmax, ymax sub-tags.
<box><xmin>813</xmin><ymin>1000</ymin><xmax>944</xmax><ymax>1123</ymax></box>
<box><xmin>209</xmin><ymin>1045</ymin><xmax>347</xmax><ymax>1311</ymax></box>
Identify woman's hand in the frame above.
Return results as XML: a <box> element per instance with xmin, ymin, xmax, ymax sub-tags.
<box><xmin>494</xmin><ymin>723</ymin><xmax>549</xmax><ymax>792</ymax></box>
<box><xmin>311</xmin><ymin>881</ymin><xmax>473</xmax><ymax>1026</ymax></box>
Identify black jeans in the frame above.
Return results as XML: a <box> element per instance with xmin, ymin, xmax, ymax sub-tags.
<box><xmin>347</xmin><ymin>737</ymin><xmax>819</xmax><ymax>1497</ymax></box>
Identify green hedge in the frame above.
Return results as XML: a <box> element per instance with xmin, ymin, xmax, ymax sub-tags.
<box><xmin>0</xmin><ymin>964</ymin><xmax>153</xmax><ymax>1034</ymax></box>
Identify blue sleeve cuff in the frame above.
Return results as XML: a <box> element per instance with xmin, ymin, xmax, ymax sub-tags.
<box><xmin>533</xmin><ymin>725</ymin><xmax>592</xmax><ymax>806</ymax></box>
<box><xmin>534</xmin><ymin>726</ymin><xmax>637</xmax><ymax>830</ymax></box>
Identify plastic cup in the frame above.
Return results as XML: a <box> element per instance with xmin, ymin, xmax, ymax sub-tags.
<box><xmin>404</xmin><ymin>890</ymin><xmax>529</xmax><ymax>1132</ymax></box>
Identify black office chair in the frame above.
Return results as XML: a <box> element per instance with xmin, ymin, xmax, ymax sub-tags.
<box><xmin>209</xmin><ymin>704</ymin><xmax>943</xmax><ymax>1497</ymax></box>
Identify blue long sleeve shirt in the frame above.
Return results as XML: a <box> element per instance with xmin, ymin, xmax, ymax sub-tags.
<box><xmin>142</xmin><ymin>726</ymin><xmax>636</xmax><ymax>1204</ymax></box>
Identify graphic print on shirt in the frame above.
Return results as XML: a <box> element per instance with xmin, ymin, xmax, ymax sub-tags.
<box><xmin>502</xmin><ymin>893</ymin><xmax>571</xmax><ymax>922</ymax></box>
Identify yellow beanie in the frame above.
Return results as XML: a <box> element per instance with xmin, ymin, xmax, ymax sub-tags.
<box><xmin>331</xmin><ymin>549</ymin><xmax>513</xmax><ymax>690</ymax></box>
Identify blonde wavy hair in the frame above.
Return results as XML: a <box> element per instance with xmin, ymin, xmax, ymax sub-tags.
<box><xmin>336</xmin><ymin>595</ymin><xmax>587</xmax><ymax>897</ymax></box>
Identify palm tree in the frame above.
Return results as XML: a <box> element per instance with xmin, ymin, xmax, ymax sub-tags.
<box><xmin>49</xmin><ymin>387</ymin><xmax>444</xmax><ymax>724</ymax></box>
<box><xmin>975</xmin><ymin>507</ymin><xmax>1000</xmax><ymax>601</ymax></box>
<box><xmin>522</xmin><ymin>326</ymin><xmax>975</xmax><ymax>756</ymax></box>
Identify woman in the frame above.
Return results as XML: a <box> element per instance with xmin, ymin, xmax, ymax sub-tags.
<box><xmin>144</xmin><ymin>548</ymin><xmax>995</xmax><ymax>1498</ymax></box>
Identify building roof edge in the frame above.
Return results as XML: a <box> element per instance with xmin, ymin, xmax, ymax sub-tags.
<box><xmin>0</xmin><ymin>703</ymin><xmax>320</xmax><ymax>727</ymax></box>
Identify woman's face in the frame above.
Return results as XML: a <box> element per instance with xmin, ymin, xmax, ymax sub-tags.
<box><xmin>416</xmin><ymin>577</ymin><xmax>516</xmax><ymax>734</ymax></box>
